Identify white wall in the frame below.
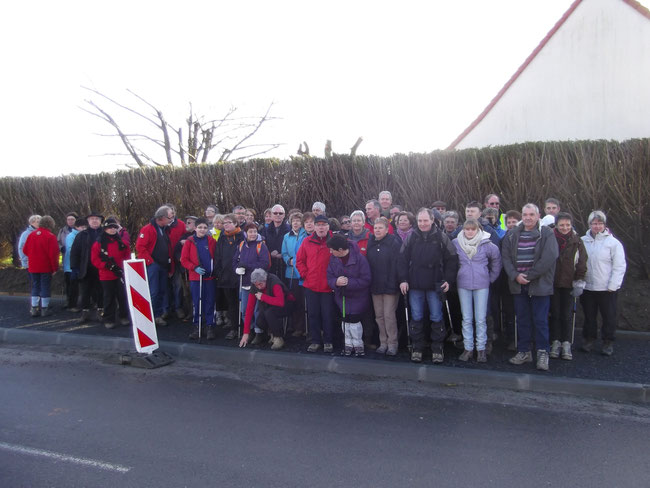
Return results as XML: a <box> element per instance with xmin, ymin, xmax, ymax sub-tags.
<box><xmin>455</xmin><ymin>0</ymin><xmax>650</xmax><ymax>149</ymax></box>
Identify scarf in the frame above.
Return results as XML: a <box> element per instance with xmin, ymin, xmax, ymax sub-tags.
<box><xmin>397</xmin><ymin>227</ymin><xmax>413</xmax><ymax>242</ymax></box>
<box><xmin>99</xmin><ymin>232</ymin><xmax>127</xmax><ymax>277</ymax></box>
<box><xmin>457</xmin><ymin>229</ymin><xmax>487</xmax><ymax>260</ymax></box>
<box><xmin>553</xmin><ymin>227</ymin><xmax>571</xmax><ymax>252</ymax></box>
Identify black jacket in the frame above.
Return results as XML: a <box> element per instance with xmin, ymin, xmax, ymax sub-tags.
<box><xmin>398</xmin><ymin>227</ymin><xmax>458</xmax><ymax>290</ymax></box>
<box><xmin>215</xmin><ymin>230</ymin><xmax>245</xmax><ymax>288</ymax></box>
<box><xmin>69</xmin><ymin>227</ymin><xmax>102</xmax><ymax>279</ymax></box>
<box><xmin>366</xmin><ymin>233</ymin><xmax>402</xmax><ymax>295</ymax></box>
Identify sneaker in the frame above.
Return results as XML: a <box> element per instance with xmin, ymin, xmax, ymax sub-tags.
<box><xmin>410</xmin><ymin>351</ymin><xmax>423</xmax><ymax>363</ymax></box>
<box><xmin>458</xmin><ymin>349</ymin><xmax>473</xmax><ymax>362</ymax></box>
<box><xmin>549</xmin><ymin>340</ymin><xmax>561</xmax><ymax>359</ymax></box>
<box><xmin>343</xmin><ymin>346</ymin><xmax>353</xmax><ymax>356</ymax></box>
<box><xmin>431</xmin><ymin>352</ymin><xmax>444</xmax><ymax>364</ymax></box>
<box><xmin>386</xmin><ymin>346</ymin><xmax>398</xmax><ymax>356</ymax></box>
<box><xmin>30</xmin><ymin>306</ymin><xmax>41</xmax><ymax>318</ymax></box>
<box><xmin>376</xmin><ymin>344</ymin><xmax>388</xmax><ymax>354</ymax></box>
<box><xmin>581</xmin><ymin>339</ymin><xmax>595</xmax><ymax>352</ymax></box>
<box><xmin>225</xmin><ymin>329</ymin><xmax>237</xmax><ymax>340</ymax></box>
<box><xmin>189</xmin><ymin>326</ymin><xmax>199</xmax><ymax>339</ymax></box>
<box><xmin>251</xmin><ymin>332</ymin><xmax>266</xmax><ymax>345</ymax></box>
<box><xmin>175</xmin><ymin>308</ymin><xmax>186</xmax><ymax>320</ymax></box>
<box><xmin>509</xmin><ymin>351</ymin><xmax>533</xmax><ymax>365</ymax></box>
<box><xmin>561</xmin><ymin>341</ymin><xmax>573</xmax><ymax>360</ymax></box>
<box><xmin>476</xmin><ymin>350</ymin><xmax>487</xmax><ymax>363</ymax></box>
<box><xmin>154</xmin><ymin>316</ymin><xmax>167</xmax><ymax>326</ymax></box>
<box><xmin>307</xmin><ymin>343</ymin><xmax>321</xmax><ymax>353</ymax></box>
<box><xmin>271</xmin><ymin>337</ymin><xmax>285</xmax><ymax>350</ymax></box>
<box><xmin>323</xmin><ymin>343</ymin><xmax>333</xmax><ymax>353</ymax></box>
<box><xmin>536</xmin><ymin>350</ymin><xmax>549</xmax><ymax>371</ymax></box>
<box><xmin>206</xmin><ymin>327</ymin><xmax>217</xmax><ymax>340</ymax></box>
<box><xmin>601</xmin><ymin>341</ymin><xmax>614</xmax><ymax>356</ymax></box>
<box><xmin>104</xmin><ymin>321</ymin><xmax>116</xmax><ymax>329</ymax></box>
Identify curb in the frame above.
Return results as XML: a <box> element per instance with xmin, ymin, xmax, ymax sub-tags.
<box><xmin>1</xmin><ymin>327</ymin><xmax>647</xmax><ymax>404</ymax></box>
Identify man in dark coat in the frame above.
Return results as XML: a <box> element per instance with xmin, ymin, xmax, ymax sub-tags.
<box><xmin>260</xmin><ymin>204</ymin><xmax>290</xmax><ymax>278</ymax></box>
<box><xmin>70</xmin><ymin>211</ymin><xmax>104</xmax><ymax>323</ymax></box>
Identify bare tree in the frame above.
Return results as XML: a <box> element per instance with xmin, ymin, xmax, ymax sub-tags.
<box><xmin>80</xmin><ymin>86</ymin><xmax>282</xmax><ymax>168</ymax></box>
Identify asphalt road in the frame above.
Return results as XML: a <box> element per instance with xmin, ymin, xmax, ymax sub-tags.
<box><xmin>0</xmin><ymin>344</ymin><xmax>648</xmax><ymax>488</ymax></box>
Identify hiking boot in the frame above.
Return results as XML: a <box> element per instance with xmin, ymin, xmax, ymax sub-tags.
<box><xmin>225</xmin><ymin>329</ymin><xmax>237</xmax><ymax>340</ymax></box>
<box><xmin>561</xmin><ymin>341</ymin><xmax>573</xmax><ymax>360</ymax></box>
<box><xmin>155</xmin><ymin>316</ymin><xmax>167</xmax><ymax>326</ymax></box>
<box><xmin>268</xmin><ymin>334</ymin><xmax>275</xmax><ymax>344</ymax></box>
<box><xmin>549</xmin><ymin>340</ymin><xmax>561</xmax><ymax>359</ymax></box>
<box><xmin>386</xmin><ymin>346</ymin><xmax>398</xmax><ymax>356</ymax></box>
<box><xmin>215</xmin><ymin>315</ymin><xmax>224</xmax><ymax>327</ymax></box>
<box><xmin>30</xmin><ymin>306</ymin><xmax>41</xmax><ymax>318</ymax></box>
<box><xmin>476</xmin><ymin>350</ymin><xmax>487</xmax><ymax>363</ymax></box>
<box><xmin>78</xmin><ymin>309</ymin><xmax>90</xmax><ymax>324</ymax></box>
<box><xmin>41</xmin><ymin>306</ymin><xmax>52</xmax><ymax>317</ymax></box>
<box><xmin>189</xmin><ymin>326</ymin><xmax>199</xmax><ymax>339</ymax></box>
<box><xmin>376</xmin><ymin>344</ymin><xmax>388</xmax><ymax>354</ymax></box>
<box><xmin>509</xmin><ymin>351</ymin><xmax>533</xmax><ymax>365</ymax></box>
<box><xmin>307</xmin><ymin>343</ymin><xmax>321</xmax><ymax>353</ymax></box>
<box><xmin>536</xmin><ymin>350</ymin><xmax>549</xmax><ymax>371</ymax></box>
<box><xmin>410</xmin><ymin>351</ymin><xmax>423</xmax><ymax>363</ymax></box>
<box><xmin>343</xmin><ymin>346</ymin><xmax>353</xmax><ymax>356</ymax></box>
<box><xmin>581</xmin><ymin>339</ymin><xmax>595</xmax><ymax>352</ymax></box>
<box><xmin>601</xmin><ymin>341</ymin><xmax>614</xmax><ymax>356</ymax></box>
<box><xmin>431</xmin><ymin>351</ymin><xmax>444</xmax><ymax>364</ymax></box>
<box><xmin>206</xmin><ymin>327</ymin><xmax>217</xmax><ymax>340</ymax></box>
<box><xmin>119</xmin><ymin>317</ymin><xmax>130</xmax><ymax>326</ymax></box>
<box><xmin>175</xmin><ymin>308</ymin><xmax>186</xmax><ymax>320</ymax></box>
<box><xmin>323</xmin><ymin>343</ymin><xmax>334</xmax><ymax>353</ymax></box>
<box><xmin>251</xmin><ymin>332</ymin><xmax>266</xmax><ymax>345</ymax></box>
<box><xmin>104</xmin><ymin>321</ymin><xmax>116</xmax><ymax>329</ymax></box>
<box><xmin>271</xmin><ymin>336</ymin><xmax>285</xmax><ymax>350</ymax></box>
<box><xmin>458</xmin><ymin>349</ymin><xmax>473</xmax><ymax>362</ymax></box>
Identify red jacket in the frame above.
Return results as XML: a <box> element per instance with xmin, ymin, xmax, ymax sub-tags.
<box><xmin>168</xmin><ymin>219</ymin><xmax>186</xmax><ymax>253</ymax></box>
<box><xmin>135</xmin><ymin>221</ymin><xmax>174</xmax><ymax>274</ymax></box>
<box><xmin>23</xmin><ymin>228</ymin><xmax>59</xmax><ymax>273</ymax></box>
<box><xmin>296</xmin><ymin>232</ymin><xmax>333</xmax><ymax>293</ymax></box>
<box><xmin>91</xmin><ymin>238</ymin><xmax>131</xmax><ymax>281</ymax></box>
<box><xmin>180</xmin><ymin>235</ymin><xmax>217</xmax><ymax>281</ymax></box>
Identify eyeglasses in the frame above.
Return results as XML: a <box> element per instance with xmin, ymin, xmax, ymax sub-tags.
<box><xmin>487</xmin><ymin>201</ymin><xmax>500</xmax><ymax>206</ymax></box>
<box><xmin>273</xmin><ymin>212</ymin><xmax>284</xmax><ymax>215</ymax></box>
<box><xmin>341</xmin><ymin>220</ymin><xmax>351</xmax><ymax>224</ymax></box>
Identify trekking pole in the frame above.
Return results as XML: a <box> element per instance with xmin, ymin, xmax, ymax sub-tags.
<box><xmin>198</xmin><ymin>273</ymin><xmax>203</xmax><ymax>343</ymax></box>
<box><xmin>238</xmin><ymin>273</ymin><xmax>243</xmax><ymax>340</ymax></box>
<box><xmin>404</xmin><ymin>290</ymin><xmax>412</xmax><ymax>352</ymax></box>
<box><xmin>514</xmin><ymin>314</ymin><xmax>518</xmax><ymax>349</ymax></box>
<box><xmin>571</xmin><ymin>296</ymin><xmax>577</xmax><ymax>344</ymax></box>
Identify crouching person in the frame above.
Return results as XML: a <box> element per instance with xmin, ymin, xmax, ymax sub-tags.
<box><xmin>90</xmin><ymin>218</ymin><xmax>131</xmax><ymax>328</ymax></box>
<box><xmin>180</xmin><ymin>218</ymin><xmax>217</xmax><ymax>340</ymax></box>
<box><xmin>239</xmin><ymin>268</ymin><xmax>294</xmax><ymax>350</ymax></box>
<box><xmin>326</xmin><ymin>235</ymin><xmax>372</xmax><ymax>356</ymax></box>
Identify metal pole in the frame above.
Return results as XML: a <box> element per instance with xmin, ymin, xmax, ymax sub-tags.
<box><xmin>237</xmin><ymin>273</ymin><xmax>243</xmax><ymax>340</ymax></box>
<box><xmin>198</xmin><ymin>274</ymin><xmax>203</xmax><ymax>343</ymax></box>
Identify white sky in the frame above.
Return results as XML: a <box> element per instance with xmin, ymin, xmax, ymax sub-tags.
<box><xmin>0</xmin><ymin>0</ymin><xmax>581</xmax><ymax>176</ymax></box>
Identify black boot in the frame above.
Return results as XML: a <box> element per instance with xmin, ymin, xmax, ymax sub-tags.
<box><xmin>206</xmin><ymin>326</ymin><xmax>217</xmax><ymax>340</ymax></box>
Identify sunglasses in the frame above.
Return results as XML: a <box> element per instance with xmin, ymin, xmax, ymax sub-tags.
<box><xmin>273</xmin><ymin>212</ymin><xmax>284</xmax><ymax>215</ymax></box>
<box><xmin>341</xmin><ymin>220</ymin><xmax>351</xmax><ymax>224</ymax></box>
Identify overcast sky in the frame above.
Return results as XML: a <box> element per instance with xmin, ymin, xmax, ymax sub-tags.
<box><xmin>0</xmin><ymin>0</ymin><xmax>585</xmax><ymax>176</ymax></box>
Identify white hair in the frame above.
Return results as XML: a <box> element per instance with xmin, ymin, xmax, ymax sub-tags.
<box><xmin>588</xmin><ymin>210</ymin><xmax>607</xmax><ymax>225</ymax></box>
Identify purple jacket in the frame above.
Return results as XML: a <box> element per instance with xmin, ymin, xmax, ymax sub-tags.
<box><xmin>326</xmin><ymin>241</ymin><xmax>371</xmax><ymax>316</ymax></box>
<box><xmin>453</xmin><ymin>238</ymin><xmax>502</xmax><ymax>290</ymax></box>
<box><xmin>232</xmin><ymin>239</ymin><xmax>271</xmax><ymax>287</ymax></box>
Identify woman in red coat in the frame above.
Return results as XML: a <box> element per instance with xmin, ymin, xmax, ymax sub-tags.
<box><xmin>23</xmin><ymin>215</ymin><xmax>59</xmax><ymax>317</ymax></box>
<box><xmin>91</xmin><ymin>218</ymin><xmax>131</xmax><ymax>328</ymax></box>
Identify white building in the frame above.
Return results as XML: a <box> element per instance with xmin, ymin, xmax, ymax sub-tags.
<box><xmin>448</xmin><ymin>0</ymin><xmax>650</xmax><ymax>150</ymax></box>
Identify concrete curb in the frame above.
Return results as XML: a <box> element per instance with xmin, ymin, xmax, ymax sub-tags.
<box><xmin>1</xmin><ymin>327</ymin><xmax>647</xmax><ymax>404</ymax></box>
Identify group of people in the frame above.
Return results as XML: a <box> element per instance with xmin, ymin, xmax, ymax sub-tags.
<box><xmin>18</xmin><ymin>191</ymin><xmax>627</xmax><ymax>371</ymax></box>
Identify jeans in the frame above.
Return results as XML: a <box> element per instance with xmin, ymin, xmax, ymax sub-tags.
<box><xmin>240</xmin><ymin>288</ymin><xmax>261</xmax><ymax>332</ymax></box>
<box><xmin>30</xmin><ymin>273</ymin><xmax>52</xmax><ymax>299</ymax></box>
<box><xmin>147</xmin><ymin>262</ymin><xmax>169</xmax><ymax>318</ymax></box>
<box><xmin>190</xmin><ymin>279</ymin><xmax>216</xmax><ymax>326</ymax></box>
<box><xmin>514</xmin><ymin>287</ymin><xmax>550</xmax><ymax>352</ymax></box>
<box><xmin>408</xmin><ymin>289</ymin><xmax>443</xmax><ymax>323</ymax></box>
<box><xmin>457</xmin><ymin>287</ymin><xmax>489</xmax><ymax>351</ymax></box>
<box><xmin>163</xmin><ymin>268</ymin><xmax>184</xmax><ymax>312</ymax></box>
<box><xmin>304</xmin><ymin>288</ymin><xmax>335</xmax><ymax>345</ymax></box>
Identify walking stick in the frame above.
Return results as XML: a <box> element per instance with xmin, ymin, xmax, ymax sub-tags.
<box><xmin>571</xmin><ymin>296</ymin><xmax>577</xmax><ymax>344</ymax></box>
<box><xmin>404</xmin><ymin>290</ymin><xmax>412</xmax><ymax>352</ymax></box>
<box><xmin>237</xmin><ymin>273</ymin><xmax>243</xmax><ymax>340</ymax></box>
<box><xmin>198</xmin><ymin>273</ymin><xmax>203</xmax><ymax>343</ymax></box>
<box><xmin>514</xmin><ymin>314</ymin><xmax>518</xmax><ymax>349</ymax></box>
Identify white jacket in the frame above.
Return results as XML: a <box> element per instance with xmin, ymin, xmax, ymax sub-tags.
<box><xmin>581</xmin><ymin>230</ymin><xmax>626</xmax><ymax>291</ymax></box>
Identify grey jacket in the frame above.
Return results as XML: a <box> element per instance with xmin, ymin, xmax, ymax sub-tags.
<box><xmin>501</xmin><ymin>222</ymin><xmax>558</xmax><ymax>296</ymax></box>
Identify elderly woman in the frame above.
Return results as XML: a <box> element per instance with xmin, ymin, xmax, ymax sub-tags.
<box><xmin>211</xmin><ymin>214</ymin><xmax>224</xmax><ymax>241</ymax></box>
<box><xmin>282</xmin><ymin>212</ymin><xmax>307</xmax><ymax>336</ymax></box>
<box><xmin>347</xmin><ymin>210</ymin><xmax>372</xmax><ymax>255</ymax></box>
<box><xmin>580</xmin><ymin>210</ymin><xmax>626</xmax><ymax>356</ymax></box>
<box><xmin>394</xmin><ymin>211</ymin><xmax>415</xmax><ymax>243</ymax></box>
<box><xmin>366</xmin><ymin>217</ymin><xmax>402</xmax><ymax>355</ymax></box>
<box><xmin>22</xmin><ymin>215</ymin><xmax>59</xmax><ymax>317</ymax></box>
<box><xmin>239</xmin><ymin>268</ymin><xmax>294</xmax><ymax>350</ymax></box>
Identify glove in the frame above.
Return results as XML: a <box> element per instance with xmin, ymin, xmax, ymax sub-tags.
<box><xmin>194</xmin><ymin>266</ymin><xmax>206</xmax><ymax>275</ymax></box>
<box><xmin>235</xmin><ymin>267</ymin><xmax>246</xmax><ymax>276</ymax></box>
<box><xmin>571</xmin><ymin>280</ymin><xmax>586</xmax><ymax>297</ymax></box>
<box><xmin>70</xmin><ymin>269</ymin><xmax>79</xmax><ymax>280</ymax></box>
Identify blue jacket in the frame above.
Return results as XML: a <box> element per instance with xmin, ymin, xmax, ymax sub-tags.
<box><xmin>282</xmin><ymin>228</ymin><xmax>307</xmax><ymax>283</ymax></box>
<box><xmin>64</xmin><ymin>229</ymin><xmax>79</xmax><ymax>272</ymax></box>
<box><xmin>18</xmin><ymin>225</ymin><xmax>36</xmax><ymax>268</ymax></box>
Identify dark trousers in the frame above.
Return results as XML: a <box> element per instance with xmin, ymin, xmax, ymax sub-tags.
<box><xmin>283</xmin><ymin>278</ymin><xmax>305</xmax><ymax>333</ymax></box>
<box><xmin>221</xmin><ymin>287</ymin><xmax>239</xmax><ymax>328</ymax></box>
<box><xmin>514</xmin><ymin>288</ymin><xmax>550</xmax><ymax>352</ymax></box>
<box><xmin>304</xmin><ymin>288</ymin><xmax>335</xmax><ymax>345</ymax></box>
<box><xmin>444</xmin><ymin>288</ymin><xmax>462</xmax><ymax>336</ymax></box>
<box><xmin>30</xmin><ymin>273</ymin><xmax>52</xmax><ymax>298</ymax></box>
<box><xmin>501</xmin><ymin>292</ymin><xmax>516</xmax><ymax>343</ymax></box>
<box><xmin>409</xmin><ymin>319</ymin><xmax>446</xmax><ymax>354</ymax></box>
<box><xmin>101</xmin><ymin>279</ymin><xmax>127</xmax><ymax>322</ymax></box>
<box><xmin>581</xmin><ymin>290</ymin><xmax>618</xmax><ymax>342</ymax></box>
<box><xmin>79</xmin><ymin>267</ymin><xmax>102</xmax><ymax>309</ymax></box>
<box><xmin>488</xmin><ymin>281</ymin><xmax>501</xmax><ymax>339</ymax></box>
<box><xmin>549</xmin><ymin>287</ymin><xmax>575</xmax><ymax>343</ymax></box>
<box><xmin>190</xmin><ymin>279</ymin><xmax>216</xmax><ymax>326</ymax></box>
<box><xmin>65</xmin><ymin>272</ymin><xmax>79</xmax><ymax>308</ymax></box>
<box><xmin>257</xmin><ymin>303</ymin><xmax>292</xmax><ymax>337</ymax></box>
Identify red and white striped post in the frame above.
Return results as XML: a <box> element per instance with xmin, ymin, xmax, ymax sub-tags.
<box><xmin>123</xmin><ymin>255</ymin><xmax>160</xmax><ymax>354</ymax></box>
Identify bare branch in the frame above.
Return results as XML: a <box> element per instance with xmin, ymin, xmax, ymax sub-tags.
<box><xmin>350</xmin><ymin>136</ymin><xmax>363</xmax><ymax>157</ymax></box>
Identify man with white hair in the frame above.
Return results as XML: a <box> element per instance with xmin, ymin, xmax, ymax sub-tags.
<box><xmin>261</xmin><ymin>204</ymin><xmax>290</xmax><ymax>277</ymax></box>
<box><xmin>378</xmin><ymin>190</ymin><xmax>393</xmax><ymax>218</ymax></box>
<box><xmin>501</xmin><ymin>203</ymin><xmax>559</xmax><ymax>371</ymax></box>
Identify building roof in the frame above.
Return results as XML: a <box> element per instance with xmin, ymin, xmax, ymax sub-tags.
<box><xmin>447</xmin><ymin>0</ymin><xmax>650</xmax><ymax>150</ymax></box>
